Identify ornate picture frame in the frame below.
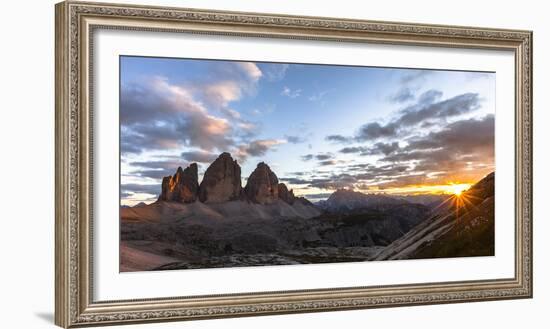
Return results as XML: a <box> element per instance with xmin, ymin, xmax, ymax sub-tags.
<box><xmin>55</xmin><ymin>1</ymin><xmax>532</xmax><ymax>327</ymax></box>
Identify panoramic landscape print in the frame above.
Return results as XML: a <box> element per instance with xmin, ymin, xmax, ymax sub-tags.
<box><xmin>119</xmin><ymin>56</ymin><xmax>495</xmax><ymax>272</ymax></box>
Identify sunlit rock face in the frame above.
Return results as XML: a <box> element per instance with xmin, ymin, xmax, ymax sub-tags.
<box><xmin>198</xmin><ymin>152</ymin><xmax>242</xmax><ymax>203</ymax></box>
<box><xmin>158</xmin><ymin>163</ymin><xmax>199</xmax><ymax>203</ymax></box>
<box><xmin>244</xmin><ymin>162</ymin><xmax>279</xmax><ymax>204</ymax></box>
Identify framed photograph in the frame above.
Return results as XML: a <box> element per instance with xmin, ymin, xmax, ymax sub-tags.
<box><xmin>55</xmin><ymin>1</ymin><xmax>532</xmax><ymax>327</ymax></box>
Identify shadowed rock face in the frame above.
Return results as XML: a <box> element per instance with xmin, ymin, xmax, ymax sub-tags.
<box><xmin>158</xmin><ymin>164</ymin><xmax>199</xmax><ymax>203</ymax></box>
<box><xmin>244</xmin><ymin>162</ymin><xmax>279</xmax><ymax>204</ymax></box>
<box><xmin>278</xmin><ymin>183</ymin><xmax>296</xmax><ymax>205</ymax></box>
<box><xmin>198</xmin><ymin>152</ymin><xmax>242</xmax><ymax>203</ymax></box>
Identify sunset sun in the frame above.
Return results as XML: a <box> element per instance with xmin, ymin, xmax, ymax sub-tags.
<box><xmin>452</xmin><ymin>185</ymin><xmax>464</xmax><ymax>196</ymax></box>
<box><xmin>447</xmin><ymin>183</ymin><xmax>471</xmax><ymax>196</ymax></box>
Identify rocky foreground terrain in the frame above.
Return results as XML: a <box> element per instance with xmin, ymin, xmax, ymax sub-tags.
<box><xmin>120</xmin><ymin>152</ymin><xmax>495</xmax><ymax>272</ymax></box>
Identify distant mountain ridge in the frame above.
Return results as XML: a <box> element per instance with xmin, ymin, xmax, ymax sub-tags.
<box><xmin>317</xmin><ymin>189</ymin><xmax>406</xmax><ymax>213</ymax></box>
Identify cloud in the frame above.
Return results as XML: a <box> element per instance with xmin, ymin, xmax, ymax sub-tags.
<box><xmin>281</xmin><ymin>86</ymin><xmax>302</xmax><ymax>98</ymax></box>
<box><xmin>121</xmin><ymin>139</ymin><xmax>143</xmax><ymax>154</ymax></box>
<box><xmin>339</xmin><ymin>142</ymin><xmax>399</xmax><ymax>156</ymax></box>
<box><xmin>120</xmin><ymin>76</ymin><xmax>202</xmax><ymax>125</ymax></box>
<box><xmin>356</xmin><ymin>122</ymin><xmax>400</xmax><ymax>141</ymax></box>
<box><xmin>315</xmin><ymin>153</ymin><xmax>333</xmax><ymax>161</ymax></box>
<box><xmin>279</xmin><ymin>177</ymin><xmax>312</xmax><ymax>185</ymax></box>
<box><xmin>299</xmin><ymin>153</ymin><xmax>345</xmax><ymax>167</ymax></box>
<box><xmin>235</xmin><ymin>62</ymin><xmax>263</xmax><ymax>82</ymax></box>
<box><xmin>202</xmin><ymin>81</ymin><xmax>242</xmax><ymax>108</ymax></box>
<box><xmin>121</xmin><ymin>123</ymin><xmax>181</xmax><ymax>152</ymax></box>
<box><xmin>302</xmin><ymin>192</ymin><xmax>333</xmax><ymax>199</ymax></box>
<box><xmin>181</xmin><ymin>150</ymin><xmax>218</xmax><ymax>163</ymax></box>
<box><xmin>184</xmin><ymin>61</ymin><xmax>263</xmax><ymax>109</ymax></box>
<box><xmin>400</xmin><ymin>70</ymin><xmax>434</xmax><ymax>84</ymax></box>
<box><xmin>280</xmin><ymin>161</ymin><xmax>416</xmax><ymax>191</ymax></box>
<box><xmin>325</xmin><ymin>135</ymin><xmax>352</xmax><ymax>143</ymax></box>
<box><xmin>235</xmin><ymin>120</ymin><xmax>260</xmax><ymax>138</ymax></box>
<box><xmin>127</xmin><ymin>158</ymin><xmax>187</xmax><ymax>180</ymax></box>
<box><xmin>300</xmin><ymin>153</ymin><xmax>334</xmax><ymax>162</ymax></box>
<box><xmin>417</xmin><ymin>89</ymin><xmax>443</xmax><ymax>105</ymax></box>
<box><xmin>220</xmin><ymin>108</ymin><xmax>241</xmax><ymax>119</ymax></box>
<box><xmin>388</xmin><ymin>87</ymin><xmax>415</xmax><ymax>103</ymax></box>
<box><xmin>284</xmin><ymin>135</ymin><xmax>307</xmax><ymax>144</ymax></box>
<box><xmin>207</xmin><ymin>61</ymin><xmax>262</xmax><ymax>84</ymax></box>
<box><xmin>318</xmin><ymin>160</ymin><xmax>339</xmax><ymax>166</ymax></box>
<box><xmin>120</xmin><ymin>77</ymin><xmax>237</xmax><ymax>155</ymax></box>
<box><xmin>290</xmin><ymin>171</ymin><xmax>307</xmax><ymax>176</ymax></box>
<box><xmin>404</xmin><ymin>114</ymin><xmax>494</xmax><ymax>156</ymax></box>
<box><xmin>375</xmin><ymin>174</ymin><xmax>432</xmax><ymax>190</ymax></box>
<box><xmin>338</xmin><ymin>146</ymin><xmax>365</xmax><ymax>154</ymax></box>
<box><xmin>176</xmin><ymin>112</ymin><xmax>233</xmax><ymax>150</ymax></box>
<box><xmin>371</xmin><ymin>142</ymin><xmax>400</xmax><ymax>155</ymax></box>
<box><xmin>395</xmin><ymin>91</ymin><xmax>480</xmax><ymax>127</ymax></box>
<box><xmin>129</xmin><ymin>159</ymin><xmax>183</xmax><ymax>170</ymax></box>
<box><xmin>379</xmin><ymin>115</ymin><xmax>495</xmax><ymax>184</ymax></box>
<box><xmin>260</xmin><ymin>63</ymin><xmax>289</xmax><ymax>81</ymax></box>
<box><xmin>286</xmin><ymin>116</ymin><xmax>493</xmax><ymax>193</ymax></box>
<box><xmin>281</xmin><ymin>162</ymin><xmax>412</xmax><ymax>191</ymax></box>
<box><xmin>385</xmin><ymin>70</ymin><xmax>435</xmax><ymax>105</ymax></box>
<box><xmin>236</xmin><ymin>139</ymin><xmax>286</xmax><ymax>160</ymax></box>
<box><xmin>325</xmin><ymin>91</ymin><xmax>482</xmax><ymax>143</ymax></box>
<box><xmin>347</xmin><ymin>163</ymin><xmax>373</xmax><ymax>170</ymax></box>
<box><xmin>121</xmin><ymin>183</ymin><xmax>161</xmax><ymax>196</ymax></box>
<box><xmin>308</xmin><ymin>174</ymin><xmax>358</xmax><ymax>189</ymax></box>
<box><xmin>131</xmin><ymin>169</ymin><xmax>175</xmax><ymax>180</ymax></box>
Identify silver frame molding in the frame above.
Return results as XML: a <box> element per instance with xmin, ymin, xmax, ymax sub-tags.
<box><xmin>55</xmin><ymin>1</ymin><xmax>533</xmax><ymax>327</ymax></box>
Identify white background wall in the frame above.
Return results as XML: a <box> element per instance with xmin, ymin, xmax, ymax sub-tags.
<box><xmin>0</xmin><ymin>0</ymin><xmax>547</xmax><ymax>328</ymax></box>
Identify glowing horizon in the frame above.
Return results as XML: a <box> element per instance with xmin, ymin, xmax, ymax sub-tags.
<box><xmin>121</xmin><ymin>174</ymin><xmax>481</xmax><ymax>206</ymax></box>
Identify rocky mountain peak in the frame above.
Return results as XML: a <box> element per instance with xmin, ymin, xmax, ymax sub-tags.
<box><xmin>465</xmin><ymin>171</ymin><xmax>494</xmax><ymax>200</ymax></box>
<box><xmin>244</xmin><ymin>162</ymin><xmax>279</xmax><ymax>204</ymax></box>
<box><xmin>327</xmin><ymin>189</ymin><xmax>366</xmax><ymax>203</ymax></box>
<box><xmin>277</xmin><ymin>183</ymin><xmax>296</xmax><ymax>204</ymax></box>
<box><xmin>198</xmin><ymin>152</ymin><xmax>242</xmax><ymax>203</ymax></box>
<box><xmin>158</xmin><ymin>163</ymin><xmax>199</xmax><ymax>203</ymax></box>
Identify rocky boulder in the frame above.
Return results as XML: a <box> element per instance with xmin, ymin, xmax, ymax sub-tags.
<box><xmin>198</xmin><ymin>152</ymin><xmax>242</xmax><ymax>203</ymax></box>
<box><xmin>244</xmin><ymin>162</ymin><xmax>279</xmax><ymax>204</ymax></box>
<box><xmin>158</xmin><ymin>164</ymin><xmax>199</xmax><ymax>203</ymax></box>
<box><xmin>277</xmin><ymin>183</ymin><xmax>296</xmax><ymax>204</ymax></box>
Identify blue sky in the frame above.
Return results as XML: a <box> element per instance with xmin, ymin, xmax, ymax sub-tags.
<box><xmin>120</xmin><ymin>56</ymin><xmax>495</xmax><ymax>206</ymax></box>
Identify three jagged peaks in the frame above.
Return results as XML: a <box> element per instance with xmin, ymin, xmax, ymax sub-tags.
<box><xmin>158</xmin><ymin>152</ymin><xmax>298</xmax><ymax>205</ymax></box>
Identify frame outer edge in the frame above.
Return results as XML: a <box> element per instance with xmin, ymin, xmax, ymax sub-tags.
<box><xmin>55</xmin><ymin>1</ymin><xmax>70</xmax><ymax>328</ymax></box>
<box><xmin>526</xmin><ymin>31</ymin><xmax>533</xmax><ymax>299</ymax></box>
<box><xmin>55</xmin><ymin>1</ymin><xmax>533</xmax><ymax>326</ymax></box>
